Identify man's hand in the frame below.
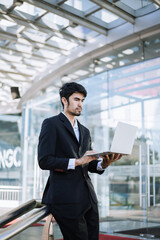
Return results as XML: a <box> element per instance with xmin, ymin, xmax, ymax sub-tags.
<box><xmin>75</xmin><ymin>151</ymin><xmax>98</xmax><ymax>167</ymax></box>
<box><xmin>100</xmin><ymin>153</ymin><xmax>123</xmax><ymax>169</ymax></box>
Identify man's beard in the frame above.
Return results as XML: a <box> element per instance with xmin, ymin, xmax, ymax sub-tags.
<box><xmin>70</xmin><ymin>111</ymin><xmax>81</xmax><ymax>116</ymax></box>
<box><xmin>68</xmin><ymin>108</ymin><xmax>81</xmax><ymax>116</ymax></box>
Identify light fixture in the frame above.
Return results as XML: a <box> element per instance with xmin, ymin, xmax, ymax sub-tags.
<box><xmin>10</xmin><ymin>87</ymin><xmax>21</xmax><ymax>99</ymax></box>
<box><xmin>95</xmin><ymin>67</ymin><xmax>104</xmax><ymax>73</ymax></box>
<box><xmin>93</xmin><ymin>59</ymin><xmax>101</xmax><ymax>65</ymax></box>
<box><xmin>100</xmin><ymin>56</ymin><xmax>112</xmax><ymax>62</ymax></box>
<box><xmin>122</xmin><ymin>49</ymin><xmax>134</xmax><ymax>55</ymax></box>
<box><xmin>61</xmin><ymin>75</ymin><xmax>71</xmax><ymax>82</ymax></box>
<box><xmin>106</xmin><ymin>64</ymin><xmax>113</xmax><ymax>69</ymax></box>
<box><xmin>119</xmin><ymin>61</ymin><xmax>125</xmax><ymax>66</ymax></box>
<box><xmin>74</xmin><ymin>70</ymin><xmax>89</xmax><ymax>76</ymax></box>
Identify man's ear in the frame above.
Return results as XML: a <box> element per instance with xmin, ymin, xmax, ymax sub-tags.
<box><xmin>61</xmin><ymin>97</ymin><xmax>67</xmax><ymax>106</ymax></box>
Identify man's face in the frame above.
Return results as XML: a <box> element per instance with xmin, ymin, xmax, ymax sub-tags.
<box><xmin>62</xmin><ymin>92</ymin><xmax>85</xmax><ymax>116</ymax></box>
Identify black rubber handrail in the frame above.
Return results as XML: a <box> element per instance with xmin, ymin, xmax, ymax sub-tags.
<box><xmin>0</xmin><ymin>205</ymin><xmax>49</xmax><ymax>240</ymax></box>
<box><xmin>0</xmin><ymin>199</ymin><xmax>42</xmax><ymax>228</ymax></box>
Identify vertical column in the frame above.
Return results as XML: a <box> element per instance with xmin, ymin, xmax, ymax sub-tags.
<box><xmin>22</xmin><ymin>104</ymin><xmax>29</xmax><ymax>203</ymax></box>
<box><xmin>140</xmin><ymin>101</ymin><xmax>147</xmax><ymax>223</ymax></box>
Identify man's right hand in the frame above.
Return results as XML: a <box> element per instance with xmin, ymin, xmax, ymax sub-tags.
<box><xmin>75</xmin><ymin>151</ymin><xmax>98</xmax><ymax>167</ymax></box>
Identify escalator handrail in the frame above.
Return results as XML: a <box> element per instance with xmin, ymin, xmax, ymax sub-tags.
<box><xmin>0</xmin><ymin>204</ymin><xmax>49</xmax><ymax>240</ymax></box>
<box><xmin>0</xmin><ymin>199</ymin><xmax>43</xmax><ymax>228</ymax></box>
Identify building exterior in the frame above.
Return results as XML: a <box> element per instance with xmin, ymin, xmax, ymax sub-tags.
<box><xmin>0</xmin><ymin>0</ymin><xmax>160</xmax><ymax>236</ymax></box>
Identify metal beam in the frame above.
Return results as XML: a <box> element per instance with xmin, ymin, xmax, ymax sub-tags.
<box><xmin>57</xmin><ymin>0</ymin><xmax>68</xmax><ymax>5</ymax></box>
<box><xmin>0</xmin><ymin>46</ymin><xmax>57</xmax><ymax>61</ymax></box>
<box><xmin>0</xmin><ymin>69</ymin><xmax>33</xmax><ymax>77</ymax></box>
<box><xmin>20</xmin><ymin>32</ymin><xmax>68</xmax><ymax>53</ymax></box>
<box><xmin>90</xmin><ymin>0</ymin><xmax>135</xmax><ymax>24</ymax></box>
<box><xmin>0</xmin><ymin>28</ymin><xmax>68</xmax><ymax>55</ymax></box>
<box><xmin>84</xmin><ymin>6</ymin><xmax>102</xmax><ymax>17</ymax></box>
<box><xmin>0</xmin><ymin>57</ymin><xmax>40</xmax><ymax>70</ymax></box>
<box><xmin>23</xmin><ymin>0</ymin><xmax>108</xmax><ymax>35</ymax></box>
<box><xmin>18</xmin><ymin>22</ymin><xmax>160</xmax><ymax>108</ymax></box>
<box><xmin>152</xmin><ymin>0</ymin><xmax>160</xmax><ymax>6</ymax></box>
<box><xmin>0</xmin><ymin>76</ymin><xmax>32</xmax><ymax>83</ymax></box>
<box><xmin>0</xmin><ymin>9</ymin><xmax>85</xmax><ymax>44</ymax></box>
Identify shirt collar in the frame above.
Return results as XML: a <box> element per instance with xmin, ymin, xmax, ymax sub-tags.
<box><xmin>62</xmin><ymin>112</ymin><xmax>78</xmax><ymax>128</ymax></box>
<box><xmin>73</xmin><ymin>118</ymin><xmax>78</xmax><ymax>129</ymax></box>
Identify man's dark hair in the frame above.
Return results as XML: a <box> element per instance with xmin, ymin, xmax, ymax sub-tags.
<box><xmin>59</xmin><ymin>82</ymin><xmax>87</xmax><ymax>108</ymax></box>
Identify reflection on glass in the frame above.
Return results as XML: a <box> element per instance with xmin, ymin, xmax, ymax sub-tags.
<box><xmin>22</xmin><ymin>57</ymin><xmax>160</xmax><ymax>236</ymax></box>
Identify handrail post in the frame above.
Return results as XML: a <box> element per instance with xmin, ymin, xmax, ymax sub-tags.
<box><xmin>42</xmin><ymin>214</ymin><xmax>54</xmax><ymax>240</ymax></box>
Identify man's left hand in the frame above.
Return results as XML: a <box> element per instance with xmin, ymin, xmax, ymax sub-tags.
<box><xmin>100</xmin><ymin>153</ymin><xmax>123</xmax><ymax>169</ymax></box>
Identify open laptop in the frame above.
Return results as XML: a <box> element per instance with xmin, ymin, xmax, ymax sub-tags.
<box><xmin>87</xmin><ymin>122</ymin><xmax>137</xmax><ymax>157</ymax></box>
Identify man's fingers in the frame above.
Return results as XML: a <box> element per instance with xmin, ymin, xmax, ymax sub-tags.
<box><xmin>111</xmin><ymin>153</ymin><xmax>115</xmax><ymax>161</ymax></box>
<box><xmin>104</xmin><ymin>153</ymin><xmax>123</xmax><ymax>162</ymax></box>
<box><xmin>112</xmin><ymin>153</ymin><xmax>123</xmax><ymax>162</ymax></box>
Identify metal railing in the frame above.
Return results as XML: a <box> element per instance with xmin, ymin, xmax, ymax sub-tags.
<box><xmin>0</xmin><ymin>187</ymin><xmax>20</xmax><ymax>201</ymax></box>
<box><xmin>0</xmin><ymin>186</ymin><xmax>22</xmax><ymax>208</ymax></box>
<box><xmin>0</xmin><ymin>199</ymin><xmax>52</xmax><ymax>240</ymax></box>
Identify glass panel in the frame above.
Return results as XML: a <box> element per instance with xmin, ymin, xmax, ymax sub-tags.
<box><xmin>22</xmin><ymin>56</ymin><xmax>160</xmax><ymax>238</ymax></box>
<box><xmin>144</xmin><ymin>34</ymin><xmax>160</xmax><ymax>60</ymax></box>
<box><xmin>66</xmin><ymin>0</ymin><xmax>96</xmax><ymax>11</ymax></box>
<box><xmin>68</xmin><ymin>25</ymin><xmax>95</xmax><ymax>36</ymax></box>
<box><xmin>15</xmin><ymin>2</ymin><xmax>46</xmax><ymax>17</ymax></box>
<box><xmin>0</xmin><ymin>115</ymin><xmax>22</xmax><ymax>208</ymax></box>
<box><xmin>42</xmin><ymin>12</ymin><xmax>69</xmax><ymax>28</ymax></box>
<box><xmin>93</xmin><ymin>9</ymin><xmax>118</xmax><ymax>23</ymax></box>
<box><xmin>20</xmin><ymin>30</ymin><xmax>49</xmax><ymax>43</ymax></box>
<box><xmin>0</xmin><ymin>19</ymin><xmax>17</xmax><ymax>27</ymax></box>
<box><xmin>121</xmin><ymin>0</ymin><xmax>152</xmax><ymax>10</ymax></box>
<box><xmin>48</xmin><ymin>36</ymin><xmax>78</xmax><ymax>50</ymax></box>
<box><xmin>0</xmin><ymin>0</ymin><xmax>13</xmax><ymax>8</ymax></box>
<box><xmin>9</xmin><ymin>42</ymin><xmax>32</xmax><ymax>54</ymax></box>
<box><xmin>78</xmin><ymin>57</ymin><xmax>160</xmax><ymax>237</ymax></box>
<box><xmin>21</xmin><ymin>93</ymin><xmax>60</xmax><ymax>202</ymax></box>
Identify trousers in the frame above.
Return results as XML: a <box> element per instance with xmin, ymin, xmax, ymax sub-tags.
<box><xmin>49</xmin><ymin>202</ymin><xmax>99</xmax><ymax>240</ymax></box>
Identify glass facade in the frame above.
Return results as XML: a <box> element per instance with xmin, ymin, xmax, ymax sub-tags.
<box><xmin>0</xmin><ymin>0</ymin><xmax>159</xmax><ymax>238</ymax></box>
<box><xmin>21</xmin><ymin>92</ymin><xmax>61</xmax><ymax>202</ymax></box>
<box><xmin>0</xmin><ymin>115</ymin><xmax>22</xmax><ymax>207</ymax></box>
<box><xmin>19</xmin><ymin>56</ymin><xmax>160</xmax><ymax>234</ymax></box>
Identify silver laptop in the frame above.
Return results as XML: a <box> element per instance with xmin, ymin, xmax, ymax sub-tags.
<box><xmin>87</xmin><ymin>122</ymin><xmax>137</xmax><ymax>157</ymax></box>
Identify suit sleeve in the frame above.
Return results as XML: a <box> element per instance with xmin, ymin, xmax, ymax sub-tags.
<box><xmin>38</xmin><ymin>118</ymin><xmax>69</xmax><ymax>172</ymax></box>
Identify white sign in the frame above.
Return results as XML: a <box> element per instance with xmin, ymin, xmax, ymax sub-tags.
<box><xmin>0</xmin><ymin>147</ymin><xmax>21</xmax><ymax>169</ymax></box>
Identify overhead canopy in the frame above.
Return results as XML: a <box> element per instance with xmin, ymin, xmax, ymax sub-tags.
<box><xmin>0</xmin><ymin>0</ymin><xmax>160</xmax><ymax>114</ymax></box>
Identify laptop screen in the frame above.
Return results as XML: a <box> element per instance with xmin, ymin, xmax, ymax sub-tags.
<box><xmin>110</xmin><ymin>122</ymin><xmax>137</xmax><ymax>155</ymax></box>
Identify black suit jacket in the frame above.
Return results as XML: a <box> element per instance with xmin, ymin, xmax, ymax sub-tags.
<box><xmin>38</xmin><ymin>113</ymin><xmax>104</xmax><ymax>218</ymax></box>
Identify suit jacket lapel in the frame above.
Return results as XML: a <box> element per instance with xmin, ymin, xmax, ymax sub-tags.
<box><xmin>59</xmin><ymin>112</ymin><xmax>78</xmax><ymax>143</ymax></box>
<box><xmin>78</xmin><ymin>121</ymin><xmax>84</xmax><ymax>147</ymax></box>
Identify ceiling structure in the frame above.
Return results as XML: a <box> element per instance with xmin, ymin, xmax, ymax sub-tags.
<box><xmin>0</xmin><ymin>0</ymin><xmax>160</xmax><ymax>114</ymax></box>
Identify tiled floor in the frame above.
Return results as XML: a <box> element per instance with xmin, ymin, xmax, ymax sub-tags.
<box><xmin>7</xmin><ymin>222</ymin><xmax>63</xmax><ymax>240</ymax></box>
<box><xmin>100</xmin><ymin>220</ymin><xmax>160</xmax><ymax>234</ymax></box>
<box><xmin>3</xmin><ymin>220</ymin><xmax>159</xmax><ymax>240</ymax></box>
<box><xmin>1</xmin><ymin>207</ymin><xmax>160</xmax><ymax>240</ymax></box>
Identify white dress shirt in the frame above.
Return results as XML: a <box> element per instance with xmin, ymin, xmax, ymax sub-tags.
<box><xmin>62</xmin><ymin>112</ymin><xmax>104</xmax><ymax>171</ymax></box>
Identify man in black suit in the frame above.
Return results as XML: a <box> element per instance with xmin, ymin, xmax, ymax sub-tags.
<box><xmin>38</xmin><ymin>82</ymin><xmax>122</xmax><ymax>240</ymax></box>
